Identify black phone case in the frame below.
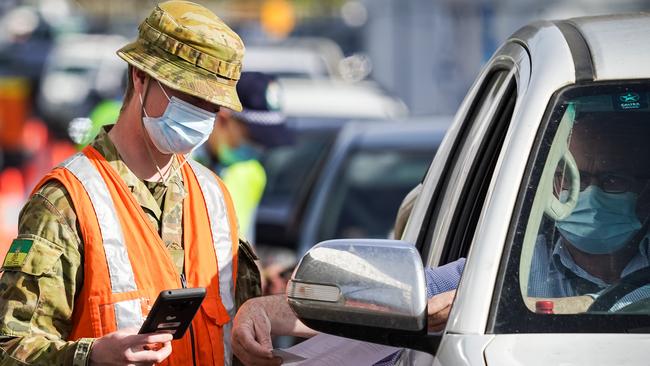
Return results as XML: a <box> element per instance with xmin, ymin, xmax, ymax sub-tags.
<box><xmin>139</xmin><ymin>287</ymin><xmax>206</xmax><ymax>339</ymax></box>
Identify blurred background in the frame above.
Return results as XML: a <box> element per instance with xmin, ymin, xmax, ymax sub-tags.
<box><xmin>2</xmin><ymin>0</ymin><xmax>650</xmax><ymax>294</ymax></box>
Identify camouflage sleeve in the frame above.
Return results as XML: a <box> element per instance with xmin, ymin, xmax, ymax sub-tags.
<box><xmin>234</xmin><ymin>238</ymin><xmax>262</xmax><ymax>311</ymax></box>
<box><xmin>0</xmin><ymin>181</ymin><xmax>92</xmax><ymax>365</ymax></box>
<box><xmin>232</xmin><ymin>238</ymin><xmax>262</xmax><ymax>366</ymax></box>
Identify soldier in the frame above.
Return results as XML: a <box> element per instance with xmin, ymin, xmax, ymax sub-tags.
<box><xmin>0</xmin><ymin>1</ymin><xmax>260</xmax><ymax>365</ymax></box>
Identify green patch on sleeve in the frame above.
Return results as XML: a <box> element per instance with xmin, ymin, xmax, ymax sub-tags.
<box><xmin>2</xmin><ymin>239</ymin><xmax>34</xmax><ymax>269</ymax></box>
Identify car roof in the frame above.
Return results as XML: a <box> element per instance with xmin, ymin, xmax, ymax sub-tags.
<box><xmin>48</xmin><ymin>34</ymin><xmax>128</xmax><ymax>66</ymax></box>
<box><xmin>243</xmin><ymin>37</ymin><xmax>344</xmax><ymax>79</ymax></box>
<box><xmin>243</xmin><ymin>47</ymin><xmax>330</xmax><ymax>79</ymax></box>
<box><xmin>337</xmin><ymin>118</ymin><xmax>451</xmax><ymax>149</ymax></box>
<box><xmin>570</xmin><ymin>14</ymin><xmax>650</xmax><ymax>80</ymax></box>
<box><xmin>279</xmin><ymin>78</ymin><xmax>409</xmax><ymax>119</ymax></box>
<box><xmin>512</xmin><ymin>13</ymin><xmax>650</xmax><ymax>82</ymax></box>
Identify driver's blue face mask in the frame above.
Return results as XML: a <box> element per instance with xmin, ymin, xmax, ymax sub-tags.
<box><xmin>556</xmin><ymin>185</ymin><xmax>641</xmax><ymax>254</ymax></box>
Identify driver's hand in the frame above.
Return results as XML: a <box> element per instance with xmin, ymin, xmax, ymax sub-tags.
<box><xmin>427</xmin><ymin>290</ymin><xmax>456</xmax><ymax>332</ymax></box>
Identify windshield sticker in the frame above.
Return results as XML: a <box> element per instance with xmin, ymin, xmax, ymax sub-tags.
<box><xmin>614</xmin><ymin>91</ymin><xmax>647</xmax><ymax>110</ymax></box>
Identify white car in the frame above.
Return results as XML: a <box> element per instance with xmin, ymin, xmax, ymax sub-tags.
<box><xmin>37</xmin><ymin>33</ymin><xmax>127</xmax><ymax>131</ymax></box>
<box><xmin>287</xmin><ymin>14</ymin><xmax>650</xmax><ymax>365</ymax></box>
<box><xmin>279</xmin><ymin>78</ymin><xmax>408</xmax><ymax>119</ymax></box>
<box><xmin>243</xmin><ymin>37</ymin><xmax>344</xmax><ymax>79</ymax></box>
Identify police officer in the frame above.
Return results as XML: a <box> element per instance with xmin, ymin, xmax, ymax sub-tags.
<box><xmin>0</xmin><ymin>1</ymin><xmax>260</xmax><ymax>365</ymax></box>
<box><xmin>197</xmin><ymin>72</ymin><xmax>292</xmax><ymax>240</ymax></box>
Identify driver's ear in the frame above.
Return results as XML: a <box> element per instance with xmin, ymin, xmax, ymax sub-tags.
<box><xmin>637</xmin><ymin>182</ymin><xmax>650</xmax><ymax>220</ymax></box>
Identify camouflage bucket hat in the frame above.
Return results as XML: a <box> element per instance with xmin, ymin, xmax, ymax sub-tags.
<box><xmin>117</xmin><ymin>0</ymin><xmax>244</xmax><ymax>111</ymax></box>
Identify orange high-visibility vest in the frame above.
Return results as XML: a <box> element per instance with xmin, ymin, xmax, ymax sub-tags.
<box><xmin>33</xmin><ymin>146</ymin><xmax>240</xmax><ymax>365</ymax></box>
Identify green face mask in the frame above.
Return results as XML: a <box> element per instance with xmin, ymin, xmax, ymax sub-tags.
<box><xmin>216</xmin><ymin>142</ymin><xmax>261</xmax><ymax>166</ymax></box>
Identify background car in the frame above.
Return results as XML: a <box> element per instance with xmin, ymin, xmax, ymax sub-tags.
<box><xmin>255</xmin><ymin>78</ymin><xmax>408</xmax><ymax>249</ymax></box>
<box><xmin>242</xmin><ymin>37</ymin><xmax>345</xmax><ymax>79</ymax></box>
<box><xmin>37</xmin><ymin>33</ymin><xmax>127</xmax><ymax>135</ymax></box>
<box><xmin>286</xmin><ymin>14</ymin><xmax>650</xmax><ymax>365</ymax></box>
<box><xmin>260</xmin><ymin>118</ymin><xmax>449</xmax><ymax>296</ymax></box>
<box><xmin>297</xmin><ymin>118</ymin><xmax>450</xmax><ymax>257</ymax></box>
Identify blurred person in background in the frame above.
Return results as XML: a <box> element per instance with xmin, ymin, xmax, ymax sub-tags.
<box><xmin>0</xmin><ymin>1</ymin><xmax>261</xmax><ymax>365</ymax></box>
<box><xmin>196</xmin><ymin>71</ymin><xmax>291</xmax><ymax>241</ymax></box>
<box><xmin>194</xmin><ymin>72</ymin><xmax>293</xmax><ymax>298</ymax></box>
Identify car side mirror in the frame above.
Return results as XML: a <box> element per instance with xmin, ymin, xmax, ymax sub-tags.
<box><xmin>287</xmin><ymin>239</ymin><xmax>442</xmax><ymax>354</ymax></box>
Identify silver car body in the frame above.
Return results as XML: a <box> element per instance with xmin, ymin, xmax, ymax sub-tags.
<box><xmin>396</xmin><ymin>14</ymin><xmax>650</xmax><ymax>365</ymax></box>
<box><xmin>279</xmin><ymin>78</ymin><xmax>409</xmax><ymax>119</ymax></box>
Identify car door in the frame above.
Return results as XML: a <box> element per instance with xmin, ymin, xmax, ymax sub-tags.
<box><xmin>410</xmin><ymin>29</ymin><xmax>650</xmax><ymax>366</ymax></box>
<box><xmin>480</xmin><ymin>77</ymin><xmax>650</xmax><ymax>366</ymax></box>
<box><xmin>395</xmin><ymin>41</ymin><xmax>529</xmax><ymax>364</ymax></box>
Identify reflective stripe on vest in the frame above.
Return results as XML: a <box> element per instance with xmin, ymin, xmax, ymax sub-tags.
<box><xmin>188</xmin><ymin>160</ymin><xmax>235</xmax><ymax>363</ymax></box>
<box><xmin>60</xmin><ymin>153</ymin><xmax>143</xmax><ymax>329</ymax></box>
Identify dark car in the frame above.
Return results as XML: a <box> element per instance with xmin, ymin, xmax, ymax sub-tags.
<box><xmin>297</xmin><ymin>119</ymin><xmax>449</xmax><ymax>257</ymax></box>
<box><xmin>255</xmin><ymin>78</ymin><xmax>408</xmax><ymax>249</ymax></box>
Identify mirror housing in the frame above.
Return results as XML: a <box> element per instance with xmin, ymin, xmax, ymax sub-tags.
<box><xmin>287</xmin><ymin>239</ymin><xmax>440</xmax><ymax>353</ymax></box>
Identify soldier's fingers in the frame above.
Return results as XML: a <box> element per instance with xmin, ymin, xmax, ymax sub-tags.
<box><xmin>125</xmin><ymin>343</ymin><xmax>172</xmax><ymax>364</ymax></box>
<box><xmin>139</xmin><ymin>332</ymin><xmax>174</xmax><ymax>345</ymax></box>
<box><xmin>234</xmin><ymin>345</ymin><xmax>281</xmax><ymax>366</ymax></box>
<box><xmin>253</xmin><ymin>317</ymin><xmax>274</xmax><ymax>351</ymax></box>
<box><xmin>156</xmin><ymin>341</ymin><xmax>173</xmax><ymax>361</ymax></box>
<box><xmin>244</xmin><ymin>324</ymin><xmax>273</xmax><ymax>357</ymax></box>
<box><xmin>123</xmin><ymin>332</ymin><xmax>173</xmax><ymax>350</ymax></box>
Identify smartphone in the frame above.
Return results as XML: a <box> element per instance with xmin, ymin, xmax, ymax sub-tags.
<box><xmin>139</xmin><ymin>287</ymin><xmax>206</xmax><ymax>339</ymax></box>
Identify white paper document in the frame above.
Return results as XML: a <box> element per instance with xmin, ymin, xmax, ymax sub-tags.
<box><xmin>274</xmin><ymin>333</ymin><xmax>400</xmax><ymax>365</ymax></box>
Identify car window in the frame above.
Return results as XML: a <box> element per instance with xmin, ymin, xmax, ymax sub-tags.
<box><xmin>316</xmin><ymin>148</ymin><xmax>434</xmax><ymax>242</ymax></box>
<box><xmin>493</xmin><ymin>81</ymin><xmax>650</xmax><ymax>333</ymax></box>
<box><xmin>421</xmin><ymin>68</ymin><xmax>517</xmax><ymax>266</ymax></box>
<box><xmin>261</xmin><ymin>129</ymin><xmax>336</xmax><ymax>206</ymax></box>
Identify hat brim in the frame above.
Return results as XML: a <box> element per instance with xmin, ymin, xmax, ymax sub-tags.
<box><xmin>117</xmin><ymin>39</ymin><xmax>242</xmax><ymax>112</ymax></box>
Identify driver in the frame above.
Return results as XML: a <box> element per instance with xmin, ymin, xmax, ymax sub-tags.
<box><xmin>529</xmin><ymin>111</ymin><xmax>650</xmax><ymax>306</ymax></box>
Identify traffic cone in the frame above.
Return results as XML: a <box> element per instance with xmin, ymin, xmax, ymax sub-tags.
<box><xmin>0</xmin><ymin>168</ymin><xmax>26</xmax><ymax>263</ymax></box>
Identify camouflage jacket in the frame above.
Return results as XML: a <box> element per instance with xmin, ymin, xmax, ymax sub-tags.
<box><xmin>0</xmin><ymin>129</ymin><xmax>261</xmax><ymax>365</ymax></box>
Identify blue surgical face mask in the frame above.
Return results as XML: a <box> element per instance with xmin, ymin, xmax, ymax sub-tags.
<box><xmin>556</xmin><ymin>185</ymin><xmax>642</xmax><ymax>254</ymax></box>
<box><xmin>141</xmin><ymin>82</ymin><xmax>216</xmax><ymax>155</ymax></box>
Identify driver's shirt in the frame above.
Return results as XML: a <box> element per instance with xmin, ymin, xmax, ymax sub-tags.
<box><xmin>528</xmin><ymin>233</ymin><xmax>650</xmax><ymax>301</ymax></box>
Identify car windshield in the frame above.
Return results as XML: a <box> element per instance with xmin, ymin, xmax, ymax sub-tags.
<box><xmin>260</xmin><ymin>125</ymin><xmax>338</xmax><ymax>208</ymax></box>
<box><xmin>512</xmin><ymin>81</ymin><xmax>650</xmax><ymax>319</ymax></box>
<box><xmin>316</xmin><ymin>148</ymin><xmax>433</xmax><ymax>242</ymax></box>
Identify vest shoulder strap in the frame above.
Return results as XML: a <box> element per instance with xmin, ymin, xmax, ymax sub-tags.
<box><xmin>59</xmin><ymin>153</ymin><xmax>142</xmax><ymax>329</ymax></box>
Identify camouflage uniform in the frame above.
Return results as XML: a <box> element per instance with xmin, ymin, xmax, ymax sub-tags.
<box><xmin>0</xmin><ymin>129</ymin><xmax>261</xmax><ymax>365</ymax></box>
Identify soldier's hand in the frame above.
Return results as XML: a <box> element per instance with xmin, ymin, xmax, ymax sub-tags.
<box><xmin>427</xmin><ymin>290</ymin><xmax>456</xmax><ymax>332</ymax></box>
<box><xmin>232</xmin><ymin>298</ymin><xmax>282</xmax><ymax>366</ymax></box>
<box><xmin>89</xmin><ymin>327</ymin><xmax>173</xmax><ymax>366</ymax></box>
